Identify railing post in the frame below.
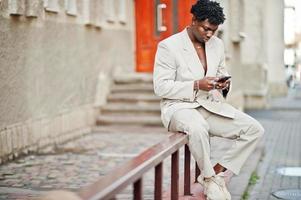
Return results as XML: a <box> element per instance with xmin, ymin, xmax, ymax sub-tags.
<box><xmin>154</xmin><ymin>162</ymin><xmax>163</xmax><ymax>200</ymax></box>
<box><xmin>171</xmin><ymin>150</ymin><xmax>179</xmax><ymax>200</ymax></box>
<box><xmin>184</xmin><ymin>144</ymin><xmax>191</xmax><ymax>195</ymax></box>
<box><xmin>78</xmin><ymin>133</ymin><xmax>189</xmax><ymax>200</ymax></box>
<box><xmin>133</xmin><ymin>178</ymin><xmax>143</xmax><ymax>200</ymax></box>
<box><xmin>195</xmin><ymin>162</ymin><xmax>201</xmax><ymax>183</ymax></box>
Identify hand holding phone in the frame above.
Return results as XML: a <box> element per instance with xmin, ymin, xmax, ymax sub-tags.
<box><xmin>217</xmin><ymin>76</ymin><xmax>231</xmax><ymax>83</ymax></box>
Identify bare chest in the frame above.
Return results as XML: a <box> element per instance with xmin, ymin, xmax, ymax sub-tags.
<box><xmin>194</xmin><ymin>46</ymin><xmax>207</xmax><ymax>75</ymax></box>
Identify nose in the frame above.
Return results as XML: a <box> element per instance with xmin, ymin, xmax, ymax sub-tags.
<box><xmin>206</xmin><ymin>31</ymin><xmax>213</xmax><ymax>38</ymax></box>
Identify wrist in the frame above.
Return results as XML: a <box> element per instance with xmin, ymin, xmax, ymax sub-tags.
<box><xmin>194</xmin><ymin>80</ymin><xmax>200</xmax><ymax>91</ymax></box>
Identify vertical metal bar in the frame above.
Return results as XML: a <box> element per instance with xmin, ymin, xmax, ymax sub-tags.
<box><xmin>171</xmin><ymin>150</ymin><xmax>179</xmax><ymax>200</ymax></box>
<box><xmin>195</xmin><ymin>162</ymin><xmax>201</xmax><ymax>183</ymax></box>
<box><xmin>184</xmin><ymin>145</ymin><xmax>191</xmax><ymax>195</ymax></box>
<box><xmin>133</xmin><ymin>178</ymin><xmax>143</xmax><ymax>200</ymax></box>
<box><xmin>154</xmin><ymin>162</ymin><xmax>163</xmax><ymax>200</ymax></box>
<box><xmin>154</xmin><ymin>0</ymin><xmax>160</xmax><ymax>36</ymax></box>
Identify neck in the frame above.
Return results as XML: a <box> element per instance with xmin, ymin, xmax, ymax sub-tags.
<box><xmin>187</xmin><ymin>26</ymin><xmax>205</xmax><ymax>46</ymax></box>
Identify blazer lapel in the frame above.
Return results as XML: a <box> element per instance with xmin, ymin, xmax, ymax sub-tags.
<box><xmin>205</xmin><ymin>39</ymin><xmax>215</xmax><ymax>76</ymax></box>
<box><xmin>181</xmin><ymin>29</ymin><xmax>204</xmax><ymax>79</ymax></box>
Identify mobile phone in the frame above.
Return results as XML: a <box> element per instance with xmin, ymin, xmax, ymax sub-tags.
<box><xmin>217</xmin><ymin>76</ymin><xmax>231</xmax><ymax>82</ymax></box>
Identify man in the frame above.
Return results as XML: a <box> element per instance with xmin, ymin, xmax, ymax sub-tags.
<box><xmin>153</xmin><ymin>0</ymin><xmax>264</xmax><ymax>199</ymax></box>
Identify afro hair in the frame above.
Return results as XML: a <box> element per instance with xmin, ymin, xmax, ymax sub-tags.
<box><xmin>190</xmin><ymin>0</ymin><xmax>225</xmax><ymax>25</ymax></box>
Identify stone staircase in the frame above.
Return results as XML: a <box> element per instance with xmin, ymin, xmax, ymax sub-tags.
<box><xmin>96</xmin><ymin>73</ymin><xmax>163</xmax><ymax>126</ymax></box>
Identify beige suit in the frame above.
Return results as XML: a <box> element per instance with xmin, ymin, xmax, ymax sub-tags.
<box><xmin>153</xmin><ymin>28</ymin><xmax>264</xmax><ymax>177</ymax></box>
<box><xmin>153</xmin><ymin>29</ymin><xmax>235</xmax><ymax>128</ymax></box>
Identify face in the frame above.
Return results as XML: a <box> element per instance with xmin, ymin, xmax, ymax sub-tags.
<box><xmin>191</xmin><ymin>18</ymin><xmax>219</xmax><ymax>43</ymax></box>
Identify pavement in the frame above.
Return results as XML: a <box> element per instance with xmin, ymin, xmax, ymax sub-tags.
<box><xmin>247</xmin><ymin>84</ymin><xmax>301</xmax><ymax>200</ymax></box>
<box><xmin>0</xmin><ymin>84</ymin><xmax>301</xmax><ymax>200</ymax></box>
<box><xmin>0</xmin><ymin>127</ymin><xmax>170</xmax><ymax>200</ymax></box>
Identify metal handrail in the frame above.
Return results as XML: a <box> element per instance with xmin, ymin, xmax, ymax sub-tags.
<box><xmin>78</xmin><ymin>132</ymin><xmax>195</xmax><ymax>200</ymax></box>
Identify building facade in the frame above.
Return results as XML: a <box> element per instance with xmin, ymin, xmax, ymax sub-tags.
<box><xmin>0</xmin><ymin>0</ymin><xmax>135</xmax><ymax>162</ymax></box>
<box><xmin>218</xmin><ymin>0</ymin><xmax>287</xmax><ymax>109</ymax></box>
<box><xmin>0</xmin><ymin>0</ymin><xmax>287</xmax><ymax>162</ymax></box>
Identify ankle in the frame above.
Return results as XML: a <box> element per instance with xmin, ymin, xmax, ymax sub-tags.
<box><xmin>213</xmin><ymin>163</ymin><xmax>227</xmax><ymax>175</ymax></box>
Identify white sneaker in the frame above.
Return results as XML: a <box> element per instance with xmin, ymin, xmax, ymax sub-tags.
<box><xmin>215</xmin><ymin>172</ymin><xmax>231</xmax><ymax>200</ymax></box>
<box><xmin>197</xmin><ymin>172</ymin><xmax>231</xmax><ymax>200</ymax></box>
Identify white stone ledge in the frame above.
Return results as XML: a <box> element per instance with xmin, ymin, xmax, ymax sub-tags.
<box><xmin>44</xmin><ymin>0</ymin><xmax>60</xmax><ymax>13</ymax></box>
<box><xmin>25</xmin><ymin>0</ymin><xmax>41</xmax><ymax>17</ymax></box>
<box><xmin>8</xmin><ymin>0</ymin><xmax>25</xmax><ymax>15</ymax></box>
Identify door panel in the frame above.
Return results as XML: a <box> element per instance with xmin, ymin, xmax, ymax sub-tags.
<box><xmin>135</xmin><ymin>0</ymin><xmax>196</xmax><ymax>72</ymax></box>
<box><xmin>177</xmin><ymin>0</ymin><xmax>195</xmax><ymax>31</ymax></box>
<box><xmin>135</xmin><ymin>0</ymin><xmax>155</xmax><ymax>72</ymax></box>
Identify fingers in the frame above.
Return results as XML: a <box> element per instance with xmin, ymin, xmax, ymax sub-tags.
<box><xmin>215</xmin><ymin>82</ymin><xmax>222</xmax><ymax>89</ymax></box>
<box><xmin>220</xmin><ymin>82</ymin><xmax>230</xmax><ymax>90</ymax></box>
<box><xmin>214</xmin><ymin>81</ymin><xmax>229</xmax><ymax>90</ymax></box>
<box><xmin>206</xmin><ymin>77</ymin><xmax>219</xmax><ymax>81</ymax></box>
<box><xmin>203</xmin><ymin>77</ymin><xmax>230</xmax><ymax>90</ymax></box>
<box><xmin>225</xmin><ymin>80</ymin><xmax>231</xmax><ymax>84</ymax></box>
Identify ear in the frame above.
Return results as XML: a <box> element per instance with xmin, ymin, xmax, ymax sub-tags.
<box><xmin>192</xmin><ymin>16</ymin><xmax>196</xmax><ymax>25</ymax></box>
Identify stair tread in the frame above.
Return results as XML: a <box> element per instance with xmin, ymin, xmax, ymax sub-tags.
<box><xmin>100</xmin><ymin>111</ymin><xmax>161</xmax><ymax>117</ymax></box>
<box><xmin>98</xmin><ymin>73</ymin><xmax>162</xmax><ymax>126</ymax></box>
<box><xmin>111</xmin><ymin>84</ymin><xmax>154</xmax><ymax>92</ymax></box>
<box><xmin>97</xmin><ymin>115</ymin><xmax>162</xmax><ymax>126</ymax></box>
<box><xmin>114</xmin><ymin>73</ymin><xmax>153</xmax><ymax>83</ymax></box>
<box><xmin>98</xmin><ymin>114</ymin><xmax>161</xmax><ymax>119</ymax></box>
<box><xmin>102</xmin><ymin>103</ymin><xmax>160</xmax><ymax>111</ymax></box>
<box><xmin>108</xmin><ymin>93</ymin><xmax>160</xmax><ymax>101</ymax></box>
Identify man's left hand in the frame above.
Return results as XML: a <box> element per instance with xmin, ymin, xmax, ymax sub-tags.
<box><xmin>216</xmin><ymin>80</ymin><xmax>230</xmax><ymax>90</ymax></box>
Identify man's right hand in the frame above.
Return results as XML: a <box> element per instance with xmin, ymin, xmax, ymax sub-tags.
<box><xmin>196</xmin><ymin>77</ymin><xmax>219</xmax><ymax>91</ymax></box>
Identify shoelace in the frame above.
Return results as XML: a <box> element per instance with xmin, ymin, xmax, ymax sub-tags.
<box><xmin>205</xmin><ymin>176</ymin><xmax>225</xmax><ymax>191</ymax></box>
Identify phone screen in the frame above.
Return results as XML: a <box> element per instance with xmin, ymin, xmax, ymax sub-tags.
<box><xmin>218</xmin><ymin>76</ymin><xmax>231</xmax><ymax>82</ymax></box>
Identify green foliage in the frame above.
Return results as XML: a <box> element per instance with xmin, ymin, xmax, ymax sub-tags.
<box><xmin>249</xmin><ymin>172</ymin><xmax>259</xmax><ymax>186</ymax></box>
<box><xmin>242</xmin><ymin>191</ymin><xmax>249</xmax><ymax>200</ymax></box>
<box><xmin>241</xmin><ymin>172</ymin><xmax>260</xmax><ymax>200</ymax></box>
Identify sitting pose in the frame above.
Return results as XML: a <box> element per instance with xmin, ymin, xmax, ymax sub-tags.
<box><xmin>153</xmin><ymin>1</ymin><xmax>264</xmax><ymax>199</ymax></box>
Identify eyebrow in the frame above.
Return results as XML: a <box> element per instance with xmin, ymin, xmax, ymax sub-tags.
<box><xmin>202</xmin><ymin>25</ymin><xmax>217</xmax><ymax>32</ymax></box>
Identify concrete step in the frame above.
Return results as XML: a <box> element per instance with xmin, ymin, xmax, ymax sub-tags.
<box><xmin>101</xmin><ymin>103</ymin><xmax>161</xmax><ymax>114</ymax></box>
<box><xmin>101</xmin><ymin>112</ymin><xmax>160</xmax><ymax>118</ymax></box>
<box><xmin>92</xmin><ymin>125</ymin><xmax>167</xmax><ymax>134</ymax></box>
<box><xmin>97</xmin><ymin>115</ymin><xmax>163</xmax><ymax>126</ymax></box>
<box><xmin>107</xmin><ymin>93</ymin><xmax>160</xmax><ymax>103</ymax></box>
<box><xmin>114</xmin><ymin>73</ymin><xmax>153</xmax><ymax>84</ymax></box>
<box><xmin>111</xmin><ymin>83</ymin><xmax>154</xmax><ymax>93</ymax></box>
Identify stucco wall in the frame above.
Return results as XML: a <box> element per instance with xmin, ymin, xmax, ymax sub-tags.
<box><xmin>218</xmin><ymin>0</ymin><xmax>287</xmax><ymax>109</ymax></box>
<box><xmin>0</xmin><ymin>0</ymin><xmax>135</xmax><ymax>162</ymax></box>
<box><xmin>263</xmin><ymin>0</ymin><xmax>287</xmax><ymax>96</ymax></box>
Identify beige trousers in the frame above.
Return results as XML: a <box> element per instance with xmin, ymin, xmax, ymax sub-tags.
<box><xmin>169</xmin><ymin>107</ymin><xmax>264</xmax><ymax>178</ymax></box>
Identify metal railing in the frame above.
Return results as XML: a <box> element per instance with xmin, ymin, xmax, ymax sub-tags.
<box><xmin>78</xmin><ymin>132</ymin><xmax>201</xmax><ymax>200</ymax></box>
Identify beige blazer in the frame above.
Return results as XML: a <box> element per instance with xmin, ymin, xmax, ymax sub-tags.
<box><xmin>153</xmin><ymin>28</ymin><xmax>237</xmax><ymax>129</ymax></box>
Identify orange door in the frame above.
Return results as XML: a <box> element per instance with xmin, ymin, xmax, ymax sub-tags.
<box><xmin>135</xmin><ymin>0</ymin><xmax>196</xmax><ymax>72</ymax></box>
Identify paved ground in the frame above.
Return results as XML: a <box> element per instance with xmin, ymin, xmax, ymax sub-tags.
<box><xmin>0</xmin><ymin>127</ymin><xmax>170</xmax><ymax>200</ymax></box>
<box><xmin>247</xmin><ymin>84</ymin><xmax>301</xmax><ymax>200</ymax></box>
<box><xmin>0</xmin><ymin>84</ymin><xmax>300</xmax><ymax>200</ymax></box>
